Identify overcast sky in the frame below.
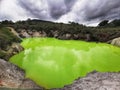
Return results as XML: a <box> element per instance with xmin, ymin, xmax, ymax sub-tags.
<box><xmin>0</xmin><ymin>0</ymin><xmax>120</xmax><ymax>26</ymax></box>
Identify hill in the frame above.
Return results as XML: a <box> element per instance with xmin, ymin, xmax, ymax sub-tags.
<box><xmin>0</xmin><ymin>27</ymin><xmax>22</xmax><ymax>60</ymax></box>
<box><xmin>0</xmin><ymin>19</ymin><xmax>120</xmax><ymax>42</ymax></box>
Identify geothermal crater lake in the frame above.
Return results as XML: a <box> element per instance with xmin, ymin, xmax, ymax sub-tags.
<box><xmin>10</xmin><ymin>38</ymin><xmax>120</xmax><ymax>89</ymax></box>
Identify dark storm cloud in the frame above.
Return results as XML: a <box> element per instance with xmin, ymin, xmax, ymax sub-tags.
<box><xmin>18</xmin><ymin>0</ymin><xmax>77</xmax><ymax>20</ymax></box>
<box><xmin>57</xmin><ymin>0</ymin><xmax>120</xmax><ymax>25</ymax></box>
<box><xmin>47</xmin><ymin>0</ymin><xmax>77</xmax><ymax>19</ymax></box>
<box><xmin>18</xmin><ymin>0</ymin><xmax>51</xmax><ymax>20</ymax></box>
<box><xmin>82</xmin><ymin>0</ymin><xmax>120</xmax><ymax>21</ymax></box>
<box><xmin>0</xmin><ymin>0</ymin><xmax>120</xmax><ymax>26</ymax></box>
<box><xmin>64</xmin><ymin>0</ymin><xmax>76</xmax><ymax>9</ymax></box>
<box><xmin>46</xmin><ymin>0</ymin><xmax>66</xmax><ymax>19</ymax></box>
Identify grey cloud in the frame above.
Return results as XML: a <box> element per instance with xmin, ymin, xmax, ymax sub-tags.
<box><xmin>58</xmin><ymin>0</ymin><xmax>120</xmax><ymax>25</ymax></box>
<box><xmin>18</xmin><ymin>0</ymin><xmax>77</xmax><ymax>20</ymax></box>
<box><xmin>18</xmin><ymin>0</ymin><xmax>51</xmax><ymax>20</ymax></box>
<box><xmin>47</xmin><ymin>0</ymin><xmax>77</xmax><ymax>19</ymax></box>
<box><xmin>0</xmin><ymin>0</ymin><xmax>120</xmax><ymax>25</ymax></box>
<box><xmin>47</xmin><ymin>0</ymin><xmax>66</xmax><ymax>19</ymax></box>
<box><xmin>82</xmin><ymin>0</ymin><xmax>120</xmax><ymax>21</ymax></box>
<box><xmin>64</xmin><ymin>0</ymin><xmax>77</xmax><ymax>11</ymax></box>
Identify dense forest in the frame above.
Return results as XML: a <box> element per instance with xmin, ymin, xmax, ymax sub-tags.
<box><xmin>0</xmin><ymin>19</ymin><xmax>120</xmax><ymax>42</ymax></box>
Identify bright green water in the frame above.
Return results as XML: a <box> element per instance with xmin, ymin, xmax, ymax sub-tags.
<box><xmin>10</xmin><ymin>38</ymin><xmax>120</xmax><ymax>89</ymax></box>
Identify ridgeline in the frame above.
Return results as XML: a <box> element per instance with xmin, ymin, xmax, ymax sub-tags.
<box><xmin>0</xmin><ymin>19</ymin><xmax>120</xmax><ymax>60</ymax></box>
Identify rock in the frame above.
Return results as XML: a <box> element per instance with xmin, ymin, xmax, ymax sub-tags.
<box><xmin>19</xmin><ymin>30</ymin><xmax>31</xmax><ymax>38</ymax></box>
<box><xmin>19</xmin><ymin>29</ymin><xmax>47</xmax><ymax>38</ymax></box>
<box><xmin>51</xmin><ymin>30</ymin><xmax>59</xmax><ymax>38</ymax></box>
<box><xmin>73</xmin><ymin>34</ymin><xmax>79</xmax><ymax>39</ymax></box>
<box><xmin>53</xmin><ymin>72</ymin><xmax>120</xmax><ymax>90</ymax></box>
<box><xmin>85</xmin><ymin>34</ymin><xmax>91</xmax><ymax>41</ymax></box>
<box><xmin>0</xmin><ymin>59</ymin><xmax>43</xmax><ymax>89</ymax></box>
<box><xmin>40</xmin><ymin>31</ymin><xmax>47</xmax><ymax>37</ymax></box>
<box><xmin>6</xmin><ymin>43</ymin><xmax>24</xmax><ymax>58</ymax></box>
<box><xmin>58</xmin><ymin>33</ymin><xmax>72</xmax><ymax>40</ymax></box>
<box><xmin>11</xmin><ymin>43</ymin><xmax>24</xmax><ymax>53</ymax></box>
<box><xmin>65</xmin><ymin>33</ymin><xmax>72</xmax><ymax>39</ymax></box>
<box><xmin>32</xmin><ymin>31</ymin><xmax>41</xmax><ymax>37</ymax></box>
<box><xmin>111</xmin><ymin>37</ymin><xmax>120</xmax><ymax>47</ymax></box>
<box><xmin>1</xmin><ymin>43</ymin><xmax>24</xmax><ymax>61</ymax></box>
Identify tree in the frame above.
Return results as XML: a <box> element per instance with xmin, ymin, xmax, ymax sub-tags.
<box><xmin>98</xmin><ymin>20</ymin><xmax>109</xmax><ymax>26</ymax></box>
<box><xmin>110</xmin><ymin>19</ymin><xmax>120</xmax><ymax>27</ymax></box>
<box><xmin>0</xmin><ymin>23</ymin><xmax>3</xmax><ymax>28</ymax></box>
<box><xmin>1</xmin><ymin>20</ymin><xmax>14</xmax><ymax>25</ymax></box>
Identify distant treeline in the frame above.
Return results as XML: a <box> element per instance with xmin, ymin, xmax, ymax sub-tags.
<box><xmin>0</xmin><ymin>19</ymin><xmax>120</xmax><ymax>42</ymax></box>
<box><xmin>98</xmin><ymin>19</ymin><xmax>120</xmax><ymax>27</ymax></box>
